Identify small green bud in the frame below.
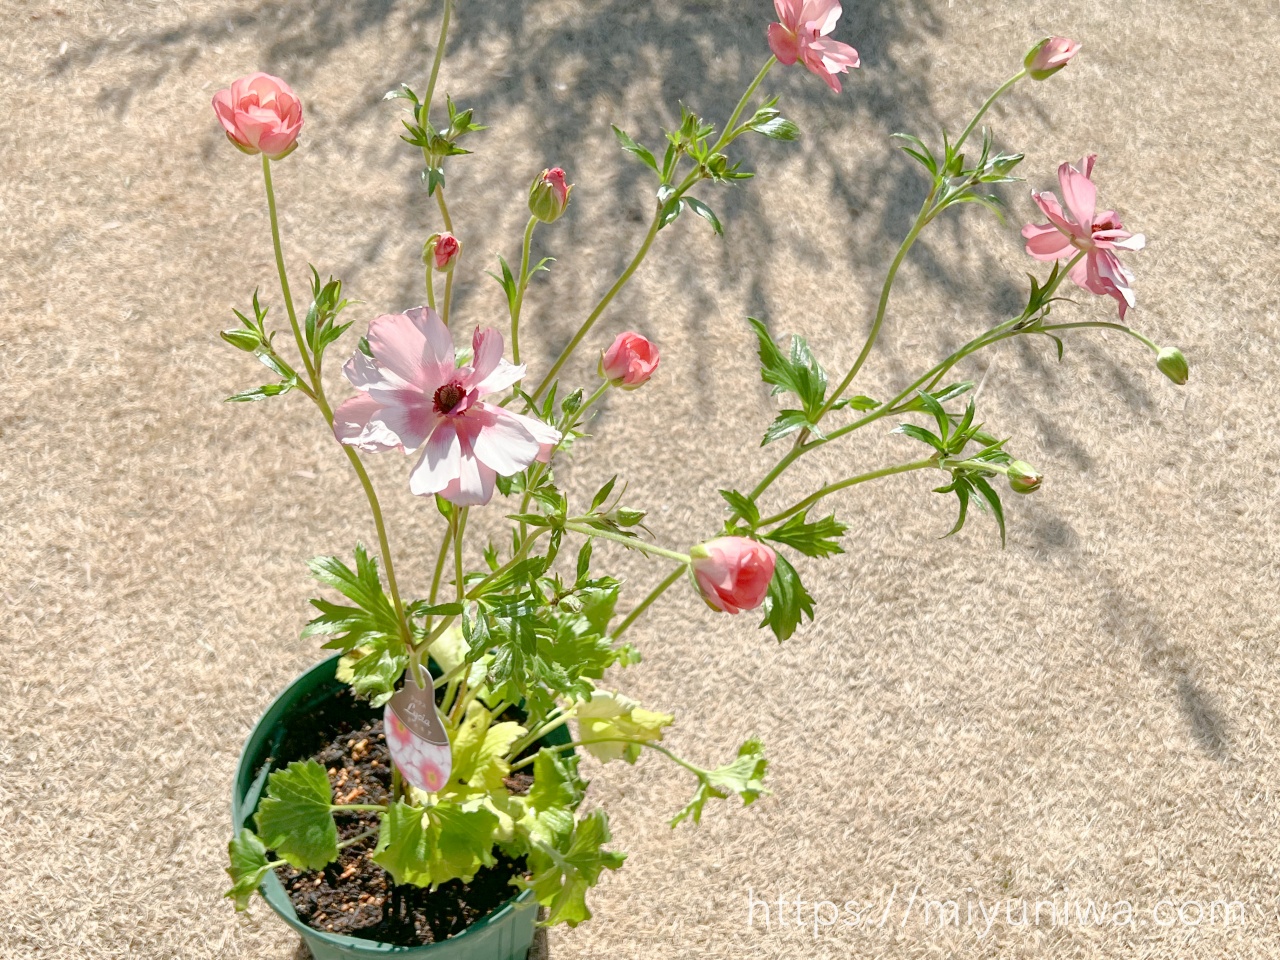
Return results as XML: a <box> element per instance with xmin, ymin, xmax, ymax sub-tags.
<box><xmin>1156</xmin><ymin>347</ymin><xmax>1189</xmax><ymax>386</ymax></box>
<box><xmin>529</xmin><ymin>167</ymin><xmax>571</xmax><ymax>223</ymax></box>
<box><xmin>1007</xmin><ymin>460</ymin><xmax>1043</xmax><ymax>495</ymax></box>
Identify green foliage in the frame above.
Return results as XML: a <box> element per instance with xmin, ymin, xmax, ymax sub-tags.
<box><xmin>303</xmin><ymin>267</ymin><xmax>354</xmax><ymax>367</ymax></box>
<box><xmin>517</xmin><ymin>749</ymin><xmax>585</xmax><ymax>848</ymax></box>
<box><xmin>224</xmin><ymin>829</ymin><xmax>278</xmax><ymax>910</ymax></box>
<box><xmin>894</xmin><ymin>129</ymin><xmax>1023</xmax><ymax>221</ymax></box>
<box><xmin>759</xmin><ymin>552</ymin><xmax>815</xmax><ymax>642</ymax></box>
<box><xmin>718</xmin><ymin>489</ymin><xmax>760</xmax><ymax>527</ymax></box>
<box><xmin>747</xmin><ymin>317</ymin><xmax>828</xmax><ymax>420</ymax></box>
<box><xmin>671</xmin><ymin>739</ymin><xmax>769</xmax><ymax>827</ymax></box>
<box><xmin>303</xmin><ymin>544</ymin><xmax>406</xmax><ymax>706</ymax></box>
<box><xmin>254</xmin><ymin>761</ymin><xmax>339</xmax><ymax>871</ymax></box>
<box><xmin>762</xmin><ymin>512</ymin><xmax>847</xmax><ymax>558</ymax></box>
<box><xmin>388</xmin><ymin>88</ymin><xmax>485</xmax><ymax>194</ymax></box>
<box><xmin>372</xmin><ymin>799</ymin><xmax>499</xmax><ymax>889</ymax></box>
<box><xmin>220</xmin><ymin>290</ymin><xmax>301</xmax><ymax>402</ymax></box>
<box><xmin>611</xmin><ymin>125</ymin><xmax>659</xmax><ymax>174</ymax></box>
<box><xmin>574</xmin><ymin>691</ymin><xmax>674</xmax><ymax>764</ymax></box>
<box><xmin>743</xmin><ymin>98</ymin><xmax>800</xmax><ymax>141</ymax></box>
<box><xmin>520</xmin><ymin>810</ymin><xmax>626</xmax><ymax>927</ymax></box>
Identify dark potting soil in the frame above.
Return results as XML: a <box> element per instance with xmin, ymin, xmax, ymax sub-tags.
<box><xmin>270</xmin><ymin>689</ymin><xmax>531</xmax><ymax>946</ymax></box>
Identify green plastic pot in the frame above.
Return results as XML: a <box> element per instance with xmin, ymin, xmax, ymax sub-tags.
<box><xmin>232</xmin><ymin>654</ymin><xmax>562</xmax><ymax>960</ymax></box>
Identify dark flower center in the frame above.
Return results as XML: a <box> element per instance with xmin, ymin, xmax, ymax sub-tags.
<box><xmin>433</xmin><ymin>382</ymin><xmax>465</xmax><ymax>415</ymax></box>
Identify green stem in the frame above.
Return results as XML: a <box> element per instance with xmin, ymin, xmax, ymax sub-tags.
<box><xmin>511</xmin><ymin>216</ymin><xmax>538</xmax><ymax>365</ymax></box>
<box><xmin>506</xmin><ymin>708</ymin><xmax>574</xmax><ymax>759</ymax></box>
<box><xmin>436</xmin><ymin>191</ymin><xmax>455</xmax><ymax>326</ymax></box>
<box><xmin>611</xmin><ymin>565</ymin><xmax>684</xmax><ymax>640</ymax></box>
<box><xmin>422</xmin><ymin>0</ymin><xmax>453</xmax><ymax>115</ymax></box>
<box><xmin>530</xmin><ymin>214</ymin><xmax>661</xmax><ymax>402</ymax></box>
<box><xmin>261</xmin><ymin>156</ymin><xmax>409</xmax><ymax>645</ymax></box>
<box><xmin>468</xmin><ymin>527</ymin><xmax>548</xmax><ymax>596</ymax></box>
<box><xmin>816</xmin><ymin>187</ymin><xmax>936</xmax><ymax>421</ymax></box>
<box><xmin>757</xmin><ymin>459</ymin><xmax>938</xmax><ymax>527</ymax></box>
<box><xmin>509</xmin><ymin>737</ymin><xmax>704</xmax><ymax>776</ymax></box>
<box><xmin>563</xmin><ymin>521</ymin><xmax>690</xmax><ymax>564</ymax></box>
<box><xmin>453</xmin><ymin>507</ymin><xmax>468</xmax><ymax>603</ymax></box>
<box><xmin>337</xmin><ymin>827</ymin><xmax>380</xmax><ymax>849</ymax></box>
<box><xmin>330</xmin><ymin>804</ymin><xmax>388</xmax><ymax>813</ymax></box>
<box><xmin>954</xmin><ymin>69</ymin><xmax>1026</xmax><ymax>154</ymax></box>
<box><xmin>714</xmin><ymin>56</ymin><xmax>777</xmax><ymax>151</ymax></box>
<box><xmin>261</xmin><ymin>156</ymin><xmax>317</xmax><ymax>387</ymax></box>
<box><xmin>1040</xmin><ymin>321</ymin><xmax>1159</xmax><ymax>352</ymax></box>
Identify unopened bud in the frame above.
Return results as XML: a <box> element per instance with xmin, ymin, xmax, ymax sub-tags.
<box><xmin>424</xmin><ymin>232</ymin><xmax>460</xmax><ymax>272</ymax></box>
<box><xmin>1007</xmin><ymin>460</ymin><xmax>1043</xmax><ymax>495</ymax></box>
<box><xmin>1024</xmin><ymin>37</ymin><xmax>1081</xmax><ymax>81</ymax></box>
<box><xmin>1156</xmin><ymin>347</ymin><xmax>1189</xmax><ymax>386</ymax></box>
<box><xmin>529</xmin><ymin>167</ymin><xmax>571</xmax><ymax>223</ymax></box>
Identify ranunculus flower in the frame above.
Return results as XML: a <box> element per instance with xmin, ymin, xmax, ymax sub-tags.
<box><xmin>529</xmin><ymin>168</ymin><xmax>572</xmax><ymax>223</ymax></box>
<box><xmin>1021</xmin><ymin>155</ymin><xmax>1146</xmax><ymax>319</ymax></box>
<box><xmin>333</xmin><ymin>307</ymin><xmax>561</xmax><ymax>506</ymax></box>
<box><xmin>1024</xmin><ymin>37</ymin><xmax>1081</xmax><ymax>80</ymax></box>
<box><xmin>431</xmin><ymin>232</ymin><xmax>460</xmax><ymax>271</ymax></box>
<box><xmin>600</xmin><ymin>332</ymin><xmax>660</xmax><ymax>390</ymax></box>
<box><xmin>689</xmin><ymin>537</ymin><xmax>777</xmax><ymax>614</ymax></box>
<box><xmin>211</xmin><ymin>73</ymin><xmax>304</xmax><ymax>160</ymax></box>
<box><xmin>768</xmin><ymin>0</ymin><xmax>860</xmax><ymax>93</ymax></box>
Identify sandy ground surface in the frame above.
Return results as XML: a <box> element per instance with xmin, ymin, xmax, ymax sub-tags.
<box><xmin>4</xmin><ymin>0</ymin><xmax>1280</xmax><ymax>957</ymax></box>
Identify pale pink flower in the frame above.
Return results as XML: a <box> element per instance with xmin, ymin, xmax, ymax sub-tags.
<box><xmin>1021</xmin><ymin>155</ymin><xmax>1146</xmax><ymax>319</ymax></box>
<box><xmin>600</xmin><ymin>332</ymin><xmax>660</xmax><ymax>390</ymax></box>
<box><xmin>1025</xmin><ymin>37</ymin><xmax>1081</xmax><ymax>80</ymax></box>
<box><xmin>211</xmin><ymin>73</ymin><xmax>304</xmax><ymax>160</ymax></box>
<box><xmin>333</xmin><ymin>307</ymin><xmax>560</xmax><ymax>506</ymax></box>
<box><xmin>768</xmin><ymin>0</ymin><xmax>861</xmax><ymax>93</ymax></box>
<box><xmin>690</xmin><ymin>538</ymin><xmax>776</xmax><ymax>614</ymax></box>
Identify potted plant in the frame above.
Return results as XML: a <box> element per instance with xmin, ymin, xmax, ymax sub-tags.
<box><xmin>213</xmin><ymin>4</ymin><xmax>1186</xmax><ymax>956</ymax></box>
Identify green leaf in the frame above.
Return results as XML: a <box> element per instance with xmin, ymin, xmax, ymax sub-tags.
<box><xmin>746</xmin><ymin>318</ymin><xmax>827</xmax><ymax>416</ymax></box>
<box><xmin>225</xmin><ymin>381</ymin><xmax>296</xmax><ymax>403</ymax></box>
<box><xmin>894</xmin><ymin>423</ymin><xmax>947</xmax><ymax>453</ymax></box>
<box><xmin>830</xmin><ymin>395</ymin><xmax>880</xmax><ymax>412</ymax></box>
<box><xmin>671</xmin><ymin>739</ymin><xmax>769</xmax><ymax>827</ymax></box>
<box><xmin>220</xmin><ymin>329</ymin><xmax>262</xmax><ymax>352</ymax></box>
<box><xmin>747</xmin><ymin>105</ymin><xmax>800</xmax><ymax>141</ymax></box>
<box><xmin>684</xmin><ymin>197</ymin><xmax>723</xmax><ymax>236</ymax></box>
<box><xmin>761</xmin><ymin>409</ymin><xmax>812</xmax><ymax>446</ymax></box>
<box><xmin>759</xmin><ymin>552</ymin><xmax>815</xmax><ymax>642</ymax></box>
<box><xmin>372</xmin><ymin>799</ymin><xmax>499</xmax><ymax>889</ymax></box>
<box><xmin>970</xmin><ymin>475</ymin><xmax>1007</xmax><ymax>547</ymax></box>
<box><xmin>611</xmin><ymin>125</ymin><xmax>659</xmax><ymax>173</ymax></box>
<box><xmin>520</xmin><ymin>810</ymin><xmax>625</xmax><ymax>927</ymax></box>
<box><xmin>590</xmin><ymin>477</ymin><xmax>618</xmax><ymax>513</ymax></box>
<box><xmin>486</xmin><ymin>255</ymin><xmax>519</xmax><ymax>317</ymax></box>
<box><xmin>763</xmin><ymin>512</ymin><xmax>847</xmax><ymax>558</ymax></box>
<box><xmin>718</xmin><ymin>489</ymin><xmax>760</xmax><ymax>527</ymax></box>
<box><xmin>518</xmin><ymin>748</ymin><xmax>584</xmax><ymax>847</ymax></box>
<box><xmin>254</xmin><ymin>761</ymin><xmax>338</xmax><ymax>871</ymax></box>
<box><xmin>450</xmin><ymin>701</ymin><xmax>527</xmax><ymax>792</ymax></box>
<box><xmin>225</xmin><ymin>829</ymin><xmax>276</xmax><ymax>911</ymax></box>
<box><xmin>574</xmin><ymin>691</ymin><xmax>673</xmax><ymax>764</ymax></box>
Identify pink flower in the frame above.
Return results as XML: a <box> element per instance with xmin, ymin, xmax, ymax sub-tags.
<box><xmin>529</xmin><ymin>168</ymin><xmax>572</xmax><ymax>223</ymax></box>
<box><xmin>600</xmin><ymin>332</ymin><xmax>660</xmax><ymax>390</ymax></box>
<box><xmin>690</xmin><ymin>537</ymin><xmax>777</xmax><ymax>614</ymax></box>
<box><xmin>211</xmin><ymin>73</ymin><xmax>304</xmax><ymax>160</ymax></box>
<box><xmin>1021</xmin><ymin>155</ymin><xmax>1146</xmax><ymax>319</ymax></box>
<box><xmin>432</xmin><ymin>232</ymin><xmax>460</xmax><ymax>271</ymax></box>
<box><xmin>1025</xmin><ymin>37</ymin><xmax>1081</xmax><ymax>80</ymax></box>
<box><xmin>768</xmin><ymin>0</ymin><xmax>860</xmax><ymax>93</ymax></box>
<box><xmin>333</xmin><ymin>307</ymin><xmax>561</xmax><ymax>506</ymax></box>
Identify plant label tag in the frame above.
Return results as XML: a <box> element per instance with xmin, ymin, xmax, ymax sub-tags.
<box><xmin>384</xmin><ymin>678</ymin><xmax>452</xmax><ymax>793</ymax></box>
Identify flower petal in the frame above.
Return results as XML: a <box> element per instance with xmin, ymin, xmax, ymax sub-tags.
<box><xmin>767</xmin><ymin>22</ymin><xmax>801</xmax><ymax>65</ymax></box>
<box><xmin>439</xmin><ymin>432</ymin><xmax>496</xmax><ymax>507</ymax></box>
<box><xmin>409</xmin><ymin>422</ymin><xmax>461</xmax><ymax>497</ymax></box>
<box><xmin>467</xmin><ymin>407</ymin><xmax>542</xmax><ymax>476</ymax></box>
<box><xmin>800</xmin><ymin>0</ymin><xmax>842</xmax><ymax>36</ymax></box>
<box><xmin>774</xmin><ymin>0</ymin><xmax>803</xmax><ymax>30</ymax></box>
<box><xmin>333</xmin><ymin>394</ymin><xmax>402</xmax><ymax>452</ymax></box>
<box><xmin>1058</xmin><ymin>160</ymin><xmax>1097</xmax><ymax>227</ymax></box>
<box><xmin>1021</xmin><ymin>222</ymin><xmax>1075</xmax><ymax>261</ymax></box>
<box><xmin>1031</xmin><ymin>190</ymin><xmax>1080</xmax><ymax>237</ymax></box>
<box><xmin>367</xmin><ymin>312</ymin><xmax>438</xmax><ymax>390</ymax></box>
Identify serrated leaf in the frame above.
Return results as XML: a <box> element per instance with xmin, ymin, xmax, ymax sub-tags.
<box><xmin>520</xmin><ymin>810</ymin><xmax>625</xmax><ymax>928</ymax></box>
<box><xmin>763</xmin><ymin>512</ymin><xmax>847</xmax><ymax>558</ymax></box>
<box><xmin>746</xmin><ymin>318</ymin><xmax>826</xmax><ymax>416</ymax></box>
<box><xmin>224</xmin><ymin>829</ymin><xmax>275</xmax><ymax>911</ymax></box>
<box><xmin>574</xmin><ymin>691</ymin><xmax>673</xmax><ymax>764</ymax></box>
<box><xmin>718</xmin><ymin>489</ymin><xmax>760</xmax><ymax>527</ymax></box>
<box><xmin>611</xmin><ymin>125</ymin><xmax>659</xmax><ymax>173</ymax></box>
<box><xmin>759</xmin><ymin>553</ymin><xmax>814</xmax><ymax>642</ymax></box>
<box><xmin>373</xmin><ymin>799</ymin><xmax>499</xmax><ymax>889</ymax></box>
<box><xmin>761</xmin><ymin>409</ymin><xmax>811</xmax><ymax>446</ymax></box>
<box><xmin>517</xmin><ymin>748</ymin><xmax>584</xmax><ymax>848</ymax></box>
<box><xmin>254</xmin><ymin>761</ymin><xmax>338</xmax><ymax>871</ymax></box>
<box><xmin>671</xmin><ymin>739</ymin><xmax>769</xmax><ymax>827</ymax></box>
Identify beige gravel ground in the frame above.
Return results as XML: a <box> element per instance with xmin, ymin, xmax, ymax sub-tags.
<box><xmin>4</xmin><ymin>0</ymin><xmax>1280</xmax><ymax>957</ymax></box>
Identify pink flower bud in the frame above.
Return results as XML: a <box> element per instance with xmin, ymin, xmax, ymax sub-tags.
<box><xmin>689</xmin><ymin>537</ymin><xmax>776</xmax><ymax>614</ymax></box>
<box><xmin>599</xmin><ymin>332</ymin><xmax>660</xmax><ymax>390</ymax></box>
<box><xmin>211</xmin><ymin>73</ymin><xmax>304</xmax><ymax>160</ymax></box>
<box><xmin>432</xmin><ymin>232</ymin><xmax>460</xmax><ymax>271</ymax></box>
<box><xmin>1024</xmin><ymin>37</ymin><xmax>1081</xmax><ymax>80</ymax></box>
<box><xmin>529</xmin><ymin>167</ymin><xmax>572</xmax><ymax>223</ymax></box>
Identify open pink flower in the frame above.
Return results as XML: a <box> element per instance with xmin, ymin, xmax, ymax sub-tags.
<box><xmin>1021</xmin><ymin>155</ymin><xmax>1146</xmax><ymax>319</ymax></box>
<box><xmin>768</xmin><ymin>0</ymin><xmax>860</xmax><ymax>93</ymax></box>
<box><xmin>211</xmin><ymin>73</ymin><xmax>304</xmax><ymax>160</ymax></box>
<box><xmin>690</xmin><ymin>538</ymin><xmax>776</xmax><ymax>614</ymax></box>
<box><xmin>333</xmin><ymin>307</ymin><xmax>560</xmax><ymax>506</ymax></box>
